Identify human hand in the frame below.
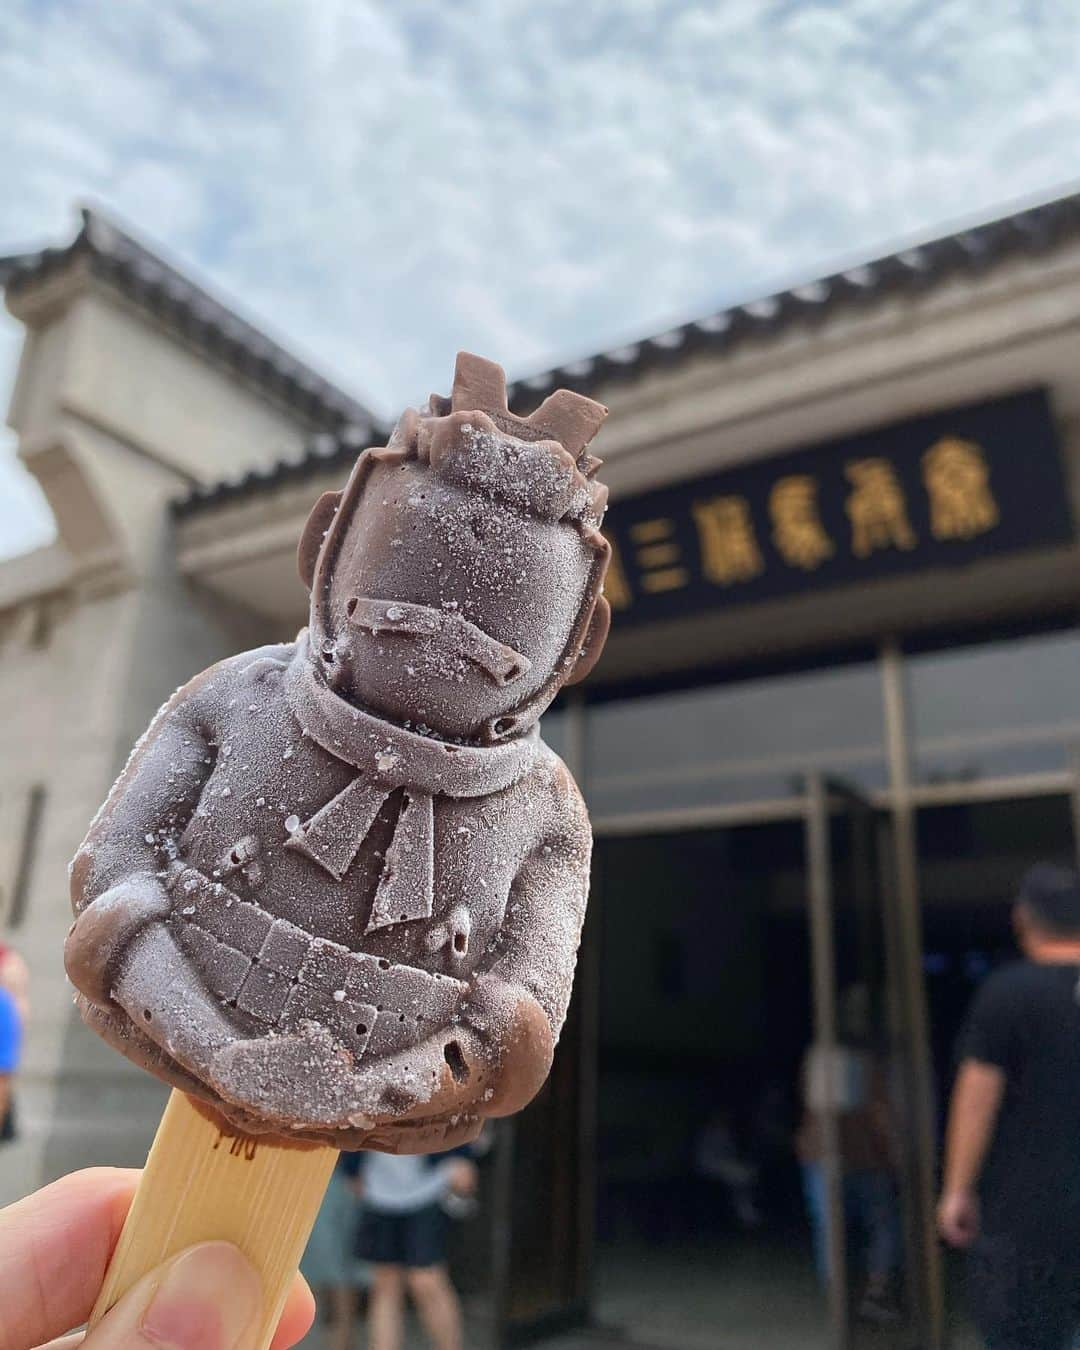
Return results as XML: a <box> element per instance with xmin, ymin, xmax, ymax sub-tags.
<box><xmin>937</xmin><ymin>1188</ymin><xmax>980</xmax><ymax>1247</ymax></box>
<box><xmin>446</xmin><ymin>1159</ymin><xmax>478</xmax><ymax>1198</ymax></box>
<box><xmin>0</xmin><ymin>1167</ymin><xmax>314</xmax><ymax>1350</ymax></box>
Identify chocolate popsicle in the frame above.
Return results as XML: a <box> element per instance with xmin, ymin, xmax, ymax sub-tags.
<box><xmin>65</xmin><ymin>352</ymin><xmax>611</xmax><ymax>1153</ymax></box>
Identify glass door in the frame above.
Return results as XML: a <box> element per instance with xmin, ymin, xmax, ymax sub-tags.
<box><xmin>804</xmin><ymin>776</ymin><xmax>916</xmax><ymax>1350</ymax></box>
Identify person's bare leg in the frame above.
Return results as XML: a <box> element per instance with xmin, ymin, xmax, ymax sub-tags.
<box><xmin>329</xmin><ymin>1282</ymin><xmax>357</xmax><ymax>1350</ymax></box>
<box><xmin>369</xmin><ymin>1264</ymin><xmax>406</xmax><ymax>1350</ymax></box>
<box><xmin>406</xmin><ymin>1264</ymin><xmax>463</xmax><ymax>1350</ymax></box>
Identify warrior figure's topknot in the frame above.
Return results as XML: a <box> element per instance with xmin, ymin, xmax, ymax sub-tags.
<box><xmin>388</xmin><ymin>353</ymin><xmax>610</xmax><ymax>526</ymax></box>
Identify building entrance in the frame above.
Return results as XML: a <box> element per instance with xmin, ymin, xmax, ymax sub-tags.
<box><xmin>590</xmin><ymin>819</ymin><xmax>822</xmax><ymax>1350</ymax></box>
<box><xmin>584</xmin><ymin>781</ymin><xmax>918</xmax><ymax>1350</ymax></box>
<box><xmin>484</xmin><ymin>782</ymin><xmax>911</xmax><ymax>1349</ymax></box>
<box><xmin>491</xmin><ymin>624</ymin><xmax>1080</xmax><ymax>1349</ymax></box>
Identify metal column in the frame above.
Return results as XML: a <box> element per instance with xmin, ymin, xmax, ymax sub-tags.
<box><xmin>881</xmin><ymin>641</ymin><xmax>945</xmax><ymax>1350</ymax></box>
<box><xmin>804</xmin><ymin>773</ymin><xmax>849</xmax><ymax>1350</ymax></box>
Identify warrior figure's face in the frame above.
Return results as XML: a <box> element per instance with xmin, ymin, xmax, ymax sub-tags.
<box><xmin>303</xmin><ymin>362</ymin><xmax>612</xmax><ymax>745</ymax></box>
<box><xmin>303</xmin><ymin>353</ymin><xmax>612</xmax><ymax>745</ymax></box>
<box><xmin>317</xmin><ymin>453</ymin><xmax>597</xmax><ymax>741</ymax></box>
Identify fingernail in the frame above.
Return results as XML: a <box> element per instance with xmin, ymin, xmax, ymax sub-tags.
<box><xmin>141</xmin><ymin>1242</ymin><xmax>262</xmax><ymax>1349</ymax></box>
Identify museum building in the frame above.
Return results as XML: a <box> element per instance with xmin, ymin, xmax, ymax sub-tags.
<box><xmin>3</xmin><ymin>193</ymin><xmax>1080</xmax><ymax>1347</ymax></box>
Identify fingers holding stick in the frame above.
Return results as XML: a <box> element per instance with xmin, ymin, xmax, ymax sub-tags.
<box><xmin>0</xmin><ymin>1167</ymin><xmax>314</xmax><ymax>1350</ymax></box>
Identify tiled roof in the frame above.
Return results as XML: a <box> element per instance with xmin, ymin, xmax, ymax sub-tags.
<box><xmin>171</xmin><ymin>424</ymin><xmax>377</xmax><ymax>518</ymax></box>
<box><xmin>166</xmin><ymin>186</ymin><xmax>1080</xmax><ymax>515</ymax></box>
<box><xmin>504</xmin><ymin>188</ymin><xmax>1080</xmax><ymax>407</ymax></box>
<box><xmin>0</xmin><ymin>206</ymin><xmax>377</xmax><ymax>436</ymax></box>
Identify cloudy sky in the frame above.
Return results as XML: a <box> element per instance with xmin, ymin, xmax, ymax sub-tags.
<box><xmin>3</xmin><ymin>0</ymin><xmax>1080</xmax><ymax>557</ymax></box>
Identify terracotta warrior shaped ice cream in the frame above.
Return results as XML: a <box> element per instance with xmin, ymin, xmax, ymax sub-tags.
<box><xmin>64</xmin><ymin>354</ymin><xmax>611</xmax><ymax>1154</ymax></box>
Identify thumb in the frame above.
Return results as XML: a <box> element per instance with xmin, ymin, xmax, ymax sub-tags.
<box><xmin>83</xmin><ymin>1242</ymin><xmax>263</xmax><ymax>1350</ymax></box>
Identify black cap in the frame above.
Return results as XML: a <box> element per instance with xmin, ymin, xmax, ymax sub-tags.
<box><xmin>1018</xmin><ymin>863</ymin><xmax>1080</xmax><ymax>935</ymax></box>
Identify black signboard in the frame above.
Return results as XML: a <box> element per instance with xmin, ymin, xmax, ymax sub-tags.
<box><xmin>602</xmin><ymin>388</ymin><xmax>1074</xmax><ymax>629</ymax></box>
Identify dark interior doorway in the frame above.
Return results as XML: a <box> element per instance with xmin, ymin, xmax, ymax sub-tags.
<box><xmin>498</xmin><ymin>790</ymin><xmax>1078</xmax><ymax>1347</ymax></box>
<box><xmin>589</xmin><ymin>823</ymin><xmax>827</xmax><ymax>1350</ymax></box>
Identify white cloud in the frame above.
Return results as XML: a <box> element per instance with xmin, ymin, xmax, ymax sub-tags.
<box><xmin>3</xmin><ymin>0</ymin><xmax>1080</xmax><ymax>557</ymax></box>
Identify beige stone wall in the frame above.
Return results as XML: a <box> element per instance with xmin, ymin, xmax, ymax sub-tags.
<box><xmin>0</xmin><ymin>589</ymin><xmax>141</xmax><ymax>1198</ymax></box>
<box><xmin>61</xmin><ymin>290</ymin><xmax>314</xmax><ymax>481</ymax></box>
<box><xmin>7</xmin><ymin>310</ymin><xmax>72</xmax><ymax>440</ymax></box>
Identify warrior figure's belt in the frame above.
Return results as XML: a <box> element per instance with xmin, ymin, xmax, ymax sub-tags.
<box><xmin>166</xmin><ymin>867</ymin><xmax>466</xmax><ymax>1061</ymax></box>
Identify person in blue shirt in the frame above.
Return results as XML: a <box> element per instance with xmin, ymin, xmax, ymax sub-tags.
<box><xmin>0</xmin><ymin>984</ymin><xmax>22</xmax><ymax>1137</ymax></box>
<box><xmin>345</xmin><ymin>1145</ymin><xmax>478</xmax><ymax>1350</ymax></box>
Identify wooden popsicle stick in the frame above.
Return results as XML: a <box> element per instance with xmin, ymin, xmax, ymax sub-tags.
<box><xmin>89</xmin><ymin>1089</ymin><xmax>338</xmax><ymax>1348</ymax></box>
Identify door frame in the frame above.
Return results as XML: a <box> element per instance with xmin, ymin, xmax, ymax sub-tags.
<box><xmin>575</xmin><ymin>782</ymin><xmax>928</xmax><ymax>1350</ymax></box>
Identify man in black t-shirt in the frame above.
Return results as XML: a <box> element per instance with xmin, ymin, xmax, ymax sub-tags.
<box><xmin>938</xmin><ymin>864</ymin><xmax>1080</xmax><ymax>1350</ymax></box>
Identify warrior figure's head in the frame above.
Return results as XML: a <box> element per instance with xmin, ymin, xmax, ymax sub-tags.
<box><xmin>298</xmin><ymin>353</ymin><xmax>611</xmax><ymax>744</ymax></box>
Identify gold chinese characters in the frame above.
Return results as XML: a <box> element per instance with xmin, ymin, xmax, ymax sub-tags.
<box><xmin>922</xmin><ymin>437</ymin><xmax>1000</xmax><ymax>541</ymax></box>
<box><xmin>603</xmin><ymin>435</ymin><xmax>1002</xmax><ymax>615</ymax></box>
<box><xmin>844</xmin><ymin>459</ymin><xmax>917</xmax><ymax>558</ymax></box>
<box><xmin>769</xmin><ymin>475</ymin><xmax>834</xmax><ymax>570</ymax></box>
<box><xmin>692</xmin><ymin>495</ymin><xmax>764</xmax><ymax>586</ymax></box>
<box><xmin>602</xmin><ymin>518</ymin><xmax>693</xmax><ymax>608</ymax></box>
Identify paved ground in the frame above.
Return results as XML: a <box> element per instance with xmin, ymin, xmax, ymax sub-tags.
<box><xmin>300</xmin><ymin>1235</ymin><xmax>911</xmax><ymax>1349</ymax></box>
<box><xmin>581</xmin><ymin>1238</ymin><xmax>828</xmax><ymax>1350</ymax></box>
<box><xmin>299</xmin><ymin>1234</ymin><xmax>988</xmax><ymax>1349</ymax></box>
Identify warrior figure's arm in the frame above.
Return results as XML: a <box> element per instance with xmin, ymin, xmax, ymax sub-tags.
<box><xmin>66</xmin><ymin>645</ymin><xmax>290</xmax><ymax>1003</ymax></box>
<box><xmin>66</xmin><ymin>678</ymin><xmax>217</xmax><ymax>1004</ymax></box>
<box><xmin>463</xmin><ymin>771</ymin><xmax>592</xmax><ymax>1114</ymax></box>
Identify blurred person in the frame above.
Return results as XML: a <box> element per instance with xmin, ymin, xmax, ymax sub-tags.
<box><xmin>796</xmin><ymin>984</ymin><xmax>901</xmax><ymax>1324</ymax></box>
<box><xmin>438</xmin><ymin>1122</ymin><xmax>492</xmax><ymax>1221</ymax></box>
<box><xmin>0</xmin><ymin>983</ymin><xmax>23</xmax><ymax>1143</ymax></box>
<box><xmin>301</xmin><ymin>1157</ymin><xmax>366</xmax><ymax>1350</ymax></box>
<box><xmin>0</xmin><ymin>940</ymin><xmax>28</xmax><ymax>1142</ymax></box>
<box><xmin>0</xmin><ymin>940</ymin><xmax>29</xmax><ymax>1023</ymax></box>
<box><xmin>0</xmin><ymin>1167</ymin><xmax>314</xmax><ymax>1349</ymax></box>
<box><xmin>694</xmin><ymin>1105</ymin><xmax>762</xmax><ymax>1229</ymax></box>
<box><xmin>348</xmin><ymin>1147</ymin><xmax>478</xmax><ymax>1350</ymax></box>
<box><xmin>938</xmin><ymin>864</ymin><xmax>1080</xmax><ymax>1350</ymax></box>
